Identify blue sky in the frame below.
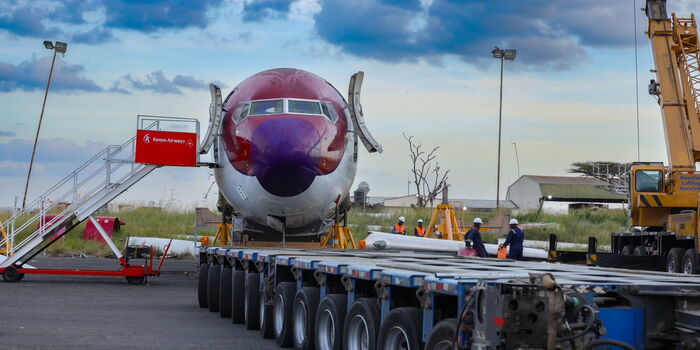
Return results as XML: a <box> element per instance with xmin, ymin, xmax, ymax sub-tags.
<box><xmin>1</xmin><ymin>0</ymin><xmax>699</xmax><ymax>208</ymax></box>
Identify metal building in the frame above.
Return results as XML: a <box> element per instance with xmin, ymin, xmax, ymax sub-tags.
<box><xmin>506</xmin><ymin>175</ymin><xmax>627</xmax><ymax>214</ymax></box>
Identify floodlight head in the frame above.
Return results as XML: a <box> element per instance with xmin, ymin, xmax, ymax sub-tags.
<box><xmin>54</xmin><ymin>41</ymin><xmax>68</xmax><ymax>54</ymax></box>
<box><xmin>43</xmin><ymin>40</ymin><xmax>54</xmax><ymax>50</ymax></box>
<box><xmin>491</xmin><ymin>47</ymin><xmax>503</xmax><ymax>59</ymax></box>
<box><xmin>503</xmin><ymin>49</ymin><xmax>517</xmax><ymax>61</ymax></box>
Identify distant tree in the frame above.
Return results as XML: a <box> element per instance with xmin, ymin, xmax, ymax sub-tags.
<box><xmin>568</xmin><ymin>161</ymin><xmax>631</xmax><ymax>194</ymax></box>
<box><xmin>404</xmin><ymin>133</ymin><xmax>450</xmax><ymax>207</ymax></box>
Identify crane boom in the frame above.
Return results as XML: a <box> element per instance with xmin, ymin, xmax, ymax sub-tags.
<box><xmin>646</xmin><ymin>0</ymin><xmax>700</xmax><ymax>168</ymax></box>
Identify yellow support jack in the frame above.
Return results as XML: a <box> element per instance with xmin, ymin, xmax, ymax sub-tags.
<box><xmin>0</xmin><ymin>220</ymin><xmax>10</xmax><ymax>255</ymax></box>
<box><xmin>320</xmin><ymin>202</ymin><xmax>357</xmax><ymax>249</ymax></box>
<box><xmin>426</xmin><ymin>203</ymin><xmax>464</xmax><ymax>241</ymax></box>
<box><xmin>209</xmin><ymin>223</ymin><xmax>232</xmax><ymax>246</ymax></box>
<box><xmin>321</xmin><ymin>224</ymin><xmax>357</xmax><ymax>249</ymax></box>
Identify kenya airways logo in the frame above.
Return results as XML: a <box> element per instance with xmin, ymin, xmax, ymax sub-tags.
<box><xmin>142</xmin><ymin>133</ymin><xmax>188</xmax><ymax>145</ymax></box>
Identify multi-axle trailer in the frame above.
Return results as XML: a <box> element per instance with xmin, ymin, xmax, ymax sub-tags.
<box><xmin>198</xmin><ymin>246</ymin><xmax>700</xmax><ymax>349</ymax></box>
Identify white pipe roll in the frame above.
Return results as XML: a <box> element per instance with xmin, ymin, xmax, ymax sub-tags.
<box><xmin>364</xmin><ymin>231</ymin><xmax>548</xmax><ymax>259</ymax></box>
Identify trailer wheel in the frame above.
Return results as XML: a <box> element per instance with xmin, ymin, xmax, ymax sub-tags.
<box><xmin>344</xmin><ymin>298</ymin><xmax>381</xmax><ymax>350</ymax></box>
<box><xmin>198</xmin><ymin>263</ymin><xmax>209</xmax><ymax>307</ymax></box>
<box><xmin>315</xmin><ymin>294</ymin><xmax>346</xmax><ymax>350</ymax></box>
<box><xmin>274</xmin><ymin>282</ymin><xmax>296</xmax><ymax>347</ymax></box>
<box><xmin>207</xmin><ymin>264</ymin><xmax>222</xmax><ymax>312</ymax></box>
<box><xmin>377</xmin><ymin>307</ymin><xmax>423</xmax><ymax>350</ymax></box>
<box><xmin>683</xmin><ymin>249</ymin><xmax>698</xmax><ymax>275</ymax></box>
<box><xmin>620</xmin><ymin>245</ymin><xmax>634</xmax><ymax>256</ymax></box>
<box><xmin>2</xmin><ymin>266</ymin><xmax>23</xmax><ymax>283</ymax></box>
<box><xmin>260</xmin><ymin>279</ymin><xmax>275</xmax><ymax>338</ymax></box>
<box><xmin>126</xmin><ymin>276</ymin><xmax>145</xmax><ymax>285</ymax></box>
<box><xmin>219</xmin><ymin>265</ymin><xmax>232</xmax><ymax>318</ymax></box>
<box><xmin>425</xmin><ymin>318</ymin><xmax>458</xmax><ymax>350</ymax></box>
<box><xmin>293</xmin><ymin>287</ymin><xmax>320</xmax><ymax>350</ymax></box>
<box><xmin>245</xmin><ymin>272</ymin><xmax>261</xmax><ymax>330</ymax></box>
<box><xmin>232</xmin><ymin>269</ymin><xmax>246</xmax><ymax>323</ymax></box>
<box><xmin>633</xmin><ymin>246</ymin><xmax>646</xmax><ymax>256</ymax></box>
<box><xmin>667</xmin><ymin>248</ymin><xmax>685</xmax><ymax>273</ymax></box>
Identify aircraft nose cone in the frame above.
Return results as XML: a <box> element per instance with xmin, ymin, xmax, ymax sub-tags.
<box><xmin>251</xmin><ymin>117</ymin><xmax>321</xmax><ymax>197</ymax></box>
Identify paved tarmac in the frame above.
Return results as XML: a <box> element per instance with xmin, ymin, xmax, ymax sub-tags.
<box><xmin>0</xmin><ymin>257</ymin><xmax>277</xmax><ymax>349</ymax></box>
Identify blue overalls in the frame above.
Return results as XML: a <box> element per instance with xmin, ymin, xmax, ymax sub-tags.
<box><xmin>503</xmin><ymin>227</ymin><xmax>524</xmax><ymax>260</ymax></box>
<box><xmin>466</xmin><ymin>227</ymin><xmax>488</xmax><ymax>258</ymax></box>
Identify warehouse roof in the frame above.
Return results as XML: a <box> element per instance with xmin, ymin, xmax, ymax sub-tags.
<box><xmin>516</xmin><ymin>175</ymin><xmax>627</xmax><ymax>202</ymax></box>
<box><xmin>523</xmin><ymin>175</ymin><xmax>606</xmax><ymax>186</ymax></box>
<box><xmin>539</xmin><ymin>184</ymin><xmax>627</xmax><ymax>201</ymax></box>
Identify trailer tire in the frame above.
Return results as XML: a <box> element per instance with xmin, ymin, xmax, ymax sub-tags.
<box><xmin>274</xmin><ymin>282</ymin><xmax>296</xmax><ymax>347</ymax></box>
<box><xmin>245</xmin><ymin>272</ymin><xmax>261</xmax><ymax>330</ymax></box>
<box><xmin>621</xmin><ymin>245</ymin><xmax>634</xmax><ymax>256</ymax></box>
<box><xmin>683</xmin><ymin>249</ymin><xmax>698</xmax><ymax>275</ymax></box>
<box><xmin>344</xmin><ymin>298</ymin><xmax>381</xmax><ymax>350</ymax></box>
<box><xmin>198</xmin><ymin>263</ymin><xmax>209</xmax><ymax>308</ymax></box>
<box><xmin>377</xmin><ymin>307</ymin><xmax>423</xmax><ymax>350</ymax></box>
<box><xmin>207</xmin><ymin>263</ymin><xmax>221</xmax><ymax>312</ymax></box>
<box><xmin>260</xmin><ymin>282</ymin><xmax>275</xmax><ymax>338</ymax></box>
<box><xmin>232</xmin><ymin>269</ymin><xmax>246</xmax><ymax>323</ymax></box>
<box><xmin>633</xmin><ymin>246</ymin><xmax>646</xmax><ymax>256</ymax></box>
<box><xmin>315</xmin><ymin>294</ymin><xmax>346</xmax><ymax>350</ymax></box>
<box><xmin>126</xmin><ymin>276</ymin><xmax>145</xmax><ymax>285</ymax></box>
<box><xmin>2</xmin><ymin>266</ymin><xmax>23</xmax><ymax>283</ymax></box>
<box><xmin>425</xmin><ymin>318</ymin><xmax>458</xmax><ymax>350</ymax></box>
<box><xmin>219</xmin><ymin>265</ymin><xmax>232</xmax><ymax>318</ymax></box>
<box><xmin>667</xmin><ymin>248</ymin><xmax>685</xmax><ymax>273</ymax></box>
<box><xmin>293</xmin><ymin>287</ymin><xmax>320</xmax><ymax>350</ymax></box>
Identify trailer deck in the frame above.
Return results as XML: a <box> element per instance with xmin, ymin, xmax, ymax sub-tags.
<box><xmin>198</xmin><ymin>246</ymin><xmax>700</xmax><ymax>349</ymax></box>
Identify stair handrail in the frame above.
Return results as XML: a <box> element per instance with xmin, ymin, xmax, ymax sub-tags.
<box><xmin>0</xmin><ymin>135</ymin><xmax>145</xmax><ymax>254</ymax></box>
<box><xmin>0</xmin><ymin>118</ymin><xmax>173</xmax><ymax>256</ymax></box>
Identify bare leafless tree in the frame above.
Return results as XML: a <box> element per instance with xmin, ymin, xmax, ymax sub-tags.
<box><xmin>404</xmin><ymin>133</ymin><xmax>450</xmax><ymax>207</ymax></box>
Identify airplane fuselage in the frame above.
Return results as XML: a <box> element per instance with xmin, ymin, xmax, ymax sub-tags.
<box><xmin>213</xmin><ymin>68</ymin><xmax>357</xmax><ymax>239</ymax></box>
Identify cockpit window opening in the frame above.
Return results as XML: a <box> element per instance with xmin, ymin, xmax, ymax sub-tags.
<box><xmin>235</xmin><ymin>98</ymin><xmax>337</xmax><ymax>121</ymax></box>
<box><xmin>233</xmin><ymin>102</ymin><xmax>250</xmax><ymax>123</ymax></box>
<box><xmin>321</xmin><ymin>102</ymin><xmax>339</xmax><ymax>122</ymax></box>
<box><xmin>250</xmin><ymin>99</ymin><xmax>284</xmax><ymax>116</ymax></box>
<box><xmin>288</xmin><ymin>99</ymin><xmax>322</xmax><ymax>115</ymax></box>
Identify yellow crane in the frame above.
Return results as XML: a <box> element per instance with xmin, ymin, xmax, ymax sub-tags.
<box><xmin>617</xmin><ymin>0</ymin><xmax>700</xmax><ymax>273</ymax></box>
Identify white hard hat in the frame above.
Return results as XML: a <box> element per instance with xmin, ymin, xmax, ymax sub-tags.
<box><xmin>473</xmin><ymin>218</ymin><xmax>483</xmax><ymax>224</ymax></box>
<box><xmin>399</xmin><ymin>216</ymin><xmax>405</xmax><ymax>222</ymax></box>
<box><xmin>509</xmin><ymin>218</ymin><xmax>519</xmax><ymax>225</ymax></box>
<box><xmin>417</xmin><ymin>219</ymin><xmax>424</xmax><ymax>223</ymax></box>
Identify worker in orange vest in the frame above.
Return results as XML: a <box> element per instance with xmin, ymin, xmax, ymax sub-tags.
<box><xmin>414</xmin><ymin>219</ymin><xmax>426</xmax><ymax>237</ymax></box>
<box><xmin>392</xmin><ymin>216</ymin><xmax>407</xmax><ymax>235</ymax></box>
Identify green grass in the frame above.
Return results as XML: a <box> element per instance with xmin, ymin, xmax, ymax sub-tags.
<box><xmin>347</xmin><ymin>207</ymin><xmax>509</xmax><ymax>241</ymax></box>
<box><xmin>348</xmin><ymin>207</ymin><xmax>628</xmax><ymax>245</ymax></box>
<box><xmin>513</xmin><ymin>209</ymin><xmax>628</xmax><ymax>244</ymax></box>
<box><xmin>0</xmin><ymin>206</ymin><xmax>628</xmax><ymax>255</ymax></box>
<box><xmin>1</xmin><ymin>208</ymin><xmax>212</xmax><ymax>257</ymax></box>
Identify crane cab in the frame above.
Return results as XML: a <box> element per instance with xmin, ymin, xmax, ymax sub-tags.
<box><xmin>630</xmin><ymin>163</ymin><xmax>700</xmax><ymax>233</ymax></box>
<box><xmin>630</xmin><ymin>163</ymin><xmax>668</xmax><ymax>230</ymax></box>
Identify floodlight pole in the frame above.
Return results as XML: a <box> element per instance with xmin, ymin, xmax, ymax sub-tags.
<box><xmin>492</xmin><ymin>47</ymin><xmax>516</xmax><ymax>209</ymax></box>
<box><xmin>496</xmin><ymin>54</ymin><xmax>504</xmax><ymax>209</ymax></box>
<box><xmin>22</xmin><ymin>45</ymin><xmax>59</xmax><ymax>210</ymax></box>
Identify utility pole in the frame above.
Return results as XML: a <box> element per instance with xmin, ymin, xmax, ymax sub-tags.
<box><xmin>22</xmin><ymin>41</ymin><xmax>67</xmax><ymax>210</ymax></box>
<box><xmin>512</xmin><ymin>141</ymin><xmax>521</xmax><ymax>177</ymax></box>
<box><xmin>491</xmin><ymin>47</ymin><xmax>516</xmax><ymax>209</ymax></box>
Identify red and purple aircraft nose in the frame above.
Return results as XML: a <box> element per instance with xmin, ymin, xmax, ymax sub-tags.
<box><xmin>224</xmin><ymin>114</ymin><xmax>345</xmax><ymax>197</ymax></box>
<box><xmin>251</xmin><ymin>116</ymin><xmax>322</xmax><ymax>197</ymax></box>
<box><xmin>221</xmin><ymin>68</ymin><xmax>351</xmax><ymax>197</ymax></box>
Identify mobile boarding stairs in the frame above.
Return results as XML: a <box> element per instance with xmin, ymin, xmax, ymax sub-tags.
<box><xmin>0</xmin><ymin>112</ymin><xmax>220</xmax><ymax>284</ymax></box>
